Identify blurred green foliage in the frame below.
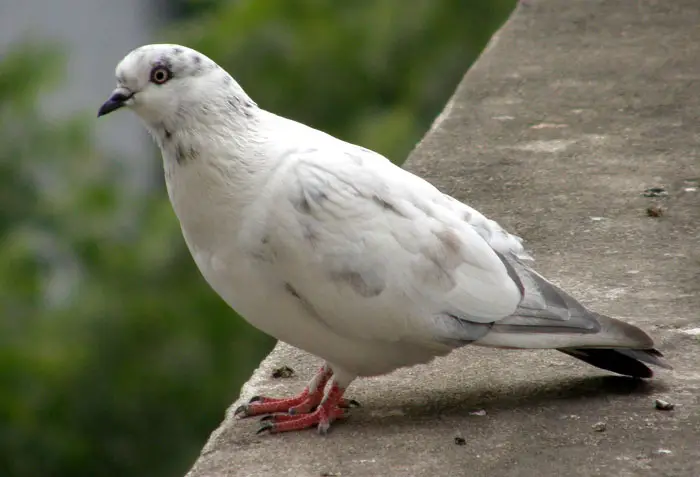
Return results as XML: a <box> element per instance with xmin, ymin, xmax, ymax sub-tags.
<box><xmin>0</xmin><ymin>43</ymin><xmax>272</xmax><ymax>477</ymax></box>
<box><xmin>0</xmin><ymin>1</ymin><xmax>514</xmax><ymax>477</ymax></box>
<box><xmin>174</xmin><ymin>0</ymin><xmax>516</xmax><ymax>161</ymax></box>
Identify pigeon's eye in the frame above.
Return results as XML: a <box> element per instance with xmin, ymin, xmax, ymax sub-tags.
<box><xmin>150</xmin><ymin>66</ymin><xmax>172</xmax><ymax>85</ymax></box>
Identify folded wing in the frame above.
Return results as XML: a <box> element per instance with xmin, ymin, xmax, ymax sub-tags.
<box><xmin>258</xmin><ymin>145</ymin><xmax>668</xmax><ymax>376</ymax></box>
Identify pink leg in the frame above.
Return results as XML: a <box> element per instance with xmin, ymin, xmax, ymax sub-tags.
<box><xmin>257</xmin><ymin>379</ymin><xmax>348</xmax><ymax>435</ymax></box>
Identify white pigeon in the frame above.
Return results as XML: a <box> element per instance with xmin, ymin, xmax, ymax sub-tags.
<box><xmin>98</xmin><ymin>44</ymin><xmax>670</xmax><ymax>434</ymax></box>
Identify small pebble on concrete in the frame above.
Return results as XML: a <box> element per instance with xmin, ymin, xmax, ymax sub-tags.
<box><xmin>646</xmin><ymin>205</ymin><xmax>664</xmax><ymax>217</ymax></box>
<box><xmin>271</xmin><ymin>365</ymin><xmax>296</xmax><ymax>379</ymax></box>
<box><xmin>592</xmin><ymin>422</ymin><xmax>607</xmax><ymax>432</ymax></box>
<box><xmin>642</xmin><ymin>187</ymin><xmax>668</xmax><ymax>197</ymax></box>
<box><xmin>654</xmin><ymin>399</ymin><xmax>675</xmax><ymax>411</ymax></box>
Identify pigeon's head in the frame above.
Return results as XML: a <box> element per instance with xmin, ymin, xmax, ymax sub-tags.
<box><xmin>98</xmin><ymin>44</ymin><xmax>249</xmax><ymax>129</ymax></box>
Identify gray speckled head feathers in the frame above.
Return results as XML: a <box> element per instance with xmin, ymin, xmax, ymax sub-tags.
<box><xmin>99</xmin><ymin>44</ymin><xmax>257</xmax><ymax>139</ymax></box>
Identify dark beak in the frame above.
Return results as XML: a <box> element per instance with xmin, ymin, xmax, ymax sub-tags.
<box><xmin>97</xmin><ymin>90</ymin><xmax>133</xmax><ymax>117</ymax></box>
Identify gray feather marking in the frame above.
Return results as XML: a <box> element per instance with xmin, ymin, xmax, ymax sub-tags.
<box><xmin>371</xmin><ymin>195</ymin><xmax>406</xmax><ymax>218</ymax></box>
<box><xmin>292</xmin><ymin>181</ymin><xmax>329</xmax><ymax>215</ymax></box>
<box><xmin>493</xmin><ymin>253</ymin><xmax>601</xmax><ymax>334</ymax></box>
<box><xmin>284</xmin><ymin>282</ymin><xmax>334</xmax><ymax>330</ymax></box>
<box><xmin>432</xmin><ymin>312</ymin><xmax>493</xmax><ymax>345</ymax></box>
<box><xmin>330</xmin><ymin>269</ymin><xmax>385</xmax><ymax>298</ymax></box>
<box><xmin>493</xmin><ymin>321</ymin><xmax>599</xmax><ymax>334</ymax></box>
<box><xmin>174</xmin><ymin>142</ymin><xmax>199</xmax><ymax>164</ymax></box>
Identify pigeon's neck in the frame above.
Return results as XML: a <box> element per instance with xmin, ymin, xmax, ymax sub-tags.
<box><xmin>156</xmin><ymin>107</ymin><xmax>279</xmax><ymax>251</ymax></box>
<box><xmin>146</xmin><ymin>85</ymin><xmax>263</xmax><ymax>171</ymax></box>
<box><xmin>148</xmin><ymin>90</ymin><xmax>258</xmax><ymax>145</ymax></box>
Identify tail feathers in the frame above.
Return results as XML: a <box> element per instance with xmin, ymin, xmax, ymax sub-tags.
<box><xmin>489</xmin><ymin>253</ymin><xmax>672</xmax><ymax>378</ymax></box>
<box><xmin>558</xmin><ymin>347</ymin><xmax>672</xmax><ymax>378</ymax></box>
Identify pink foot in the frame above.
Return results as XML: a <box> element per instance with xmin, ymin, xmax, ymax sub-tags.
<box><xmin>233</xmin><ymin>366</ymin><xmax>359</xmax><ymax>420</ymax></box>
<box><xmin>234</xmin><ymin>388</ymin><xmax>321</xmax><ymax>417</ymax></box>
<box><xmin>257</xmin><ymin>382</ymin><xmax>349</xmax><ymax>434</ymax></box>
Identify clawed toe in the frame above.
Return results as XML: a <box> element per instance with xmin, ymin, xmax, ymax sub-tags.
<box><xmin>342</xmin><ymin>398</ymin><xmax>361</xmax><ymax>408</ymax></box>
<box><xmin>234</xmin><ymin>392</ymin><xmax>316</xmax><ymax>418</ymax></box>
<box><xmin>233</xmin><ymin>404</ymin><xmax>249</xmax><ymax>418</ymax></box>
<box><xmin>253</xmin><ymin>406</ymin><xmax>348</xmax><ymax>434</ymax></box>
<box><xmin>256</xmin><ymin>421</ymin><xmax>275</xmax><ymax>435</ymax></box>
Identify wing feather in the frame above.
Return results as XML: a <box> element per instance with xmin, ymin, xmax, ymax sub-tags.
<box><xmin>259</xmin><ymin>148</ymin><xmax>523</xmax><ymax>345</ymax></box>
<box><xmin>247</xmin><ymin>138</ymin><xmax>663</xmax><ymax>364</ymax></box>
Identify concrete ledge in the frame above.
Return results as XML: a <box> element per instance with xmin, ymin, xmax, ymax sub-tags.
<box><xmin>187</xmin><ymin>0</ymin><xmax>700</xmax><ymax>475</ymax></box>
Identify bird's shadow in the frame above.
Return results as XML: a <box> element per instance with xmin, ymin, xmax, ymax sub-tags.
<box><xmin>352</xmin><ymin>374</ymin><xmax>667</xmax><ymax>429</ymax></box>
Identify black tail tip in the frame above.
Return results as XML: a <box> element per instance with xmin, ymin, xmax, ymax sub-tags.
<box><xmin>558</xmin><ymin>348</ymin><xmax>671</xmax><ymax>379</ymax></box>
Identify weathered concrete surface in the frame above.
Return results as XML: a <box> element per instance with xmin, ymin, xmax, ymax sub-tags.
<box><xmin>187</xmin><ymin>0</ymin><xmax>700</xmax><ymax>475</ymax></box>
